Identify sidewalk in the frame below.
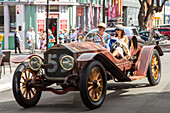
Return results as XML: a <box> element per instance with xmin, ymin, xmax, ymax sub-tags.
<box><xmin>0</xmin><ymin>49</ymin><xmax>43</xmax><ymax>92</ymax></box>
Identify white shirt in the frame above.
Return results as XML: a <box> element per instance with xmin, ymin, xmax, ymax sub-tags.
<box><xmin>26</xmin><ymin>31</ymin><xmax>32</xmax><ymax>40</ymax></box>
<box><xmin>31</xmin><ymin>31</ymin><xmax>35</xmax><ymax>42</ymax></box>
<box><xmin>70</xmin><ymin>32</ymin><xmax>77</xmax><ymax>42</ymax></box>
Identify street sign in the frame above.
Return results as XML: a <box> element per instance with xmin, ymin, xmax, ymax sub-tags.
<box><xmin>77</xmin><ymin>7</ymin><xmax>83</xmax><ymax>16</ymax></box>
<box><xmin>37</xmin><ymin>20</ymin><xmax>45</xmax><ymax>32</ymax></box>
<box><xmin>60</xmin><ymin>20</ymin><xmax>67</xmax><ymax>30</ymax></box>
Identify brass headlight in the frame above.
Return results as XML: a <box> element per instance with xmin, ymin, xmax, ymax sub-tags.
<box><xmin>60</xmin><ymin>55</ymin><xmax>74</xmax><ymax>71</ymax></box>
<box><xmin>29</xmin><ymin>56</ymin><xmax>42</xmax><ymax>71</ymax></box>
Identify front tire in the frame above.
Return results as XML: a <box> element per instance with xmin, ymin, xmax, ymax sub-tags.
<box><xmin>147</xmin><ymin>50</ymin><xmax>161</xmax><ymax>86</ymax></box>
<box><xmin>80</xmin><ymin>60</ymin><xmax>107</xmax><ymax>109</ymax></box>
<box><xmin>12</xmin><ymin>63</ymin><xmax>42</xmax><ymax>108</ymax></box>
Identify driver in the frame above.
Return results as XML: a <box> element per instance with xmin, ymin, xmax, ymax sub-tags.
<box><xmin>94</xmin><ymin>22</ymin><xmax>111</xmax><ymax>49</ymax></box>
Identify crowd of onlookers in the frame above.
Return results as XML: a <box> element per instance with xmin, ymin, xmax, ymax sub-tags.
<box><xmin>14</xmin><ymin>26</ymin><xmax>90</xmax><ymax>54</ymax></box>
<box><xmin>38</xmin><ymin>26</ymin><xmax>90</xmax><ymax>52</ymax></box>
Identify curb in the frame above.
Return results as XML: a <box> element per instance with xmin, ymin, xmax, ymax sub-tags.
<box><xmin>0</xmin><ymin>82</ymin><xmax>12</xmax><ymax>92</ymax></box>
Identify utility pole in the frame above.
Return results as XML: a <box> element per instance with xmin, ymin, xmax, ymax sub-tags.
<box><xmin>103</xmin><ymin>0</ymin><xmax>105</xmax><ymax>23</ymax></box>
<box><xmin>164</xmin><ymin>5</ymin><xmax>166</xmax><ymax>24</ymax></box>
<box><xmin>46</xmin><ymin>0</ymin><xmax>49</xmax><ymax>51</ymax></box>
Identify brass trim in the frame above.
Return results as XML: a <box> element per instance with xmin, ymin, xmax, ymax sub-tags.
<box><xmin>60</xmin><ymin>55</ymin><xmax>74</xmax><ymax>71</ymax></box>
<box><xmin>29</xmin><ymin>56</ymin><xmax>42</xmax><ymax>71</ymax></box>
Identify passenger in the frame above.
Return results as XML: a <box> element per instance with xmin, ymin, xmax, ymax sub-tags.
<box><xmin>94</xmin><ymin>22</ymin><xmax>111</xmax><ymax>49</ymax></box>
<box><xmin>110</xmin><ymin>26</ymin><xmax>131</xmax><ymax>58</ymax></box>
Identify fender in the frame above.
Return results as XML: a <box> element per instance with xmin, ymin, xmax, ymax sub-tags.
<box><xmin>77</xmin><ymin>53</ymin><xmax>131</xmax><ymax>82</ymax></box>
<box><xmin>134</xmin><ymin>45</ymin><xmax>163</xmax><ymax>77</ymax></box>
<box><xmin>11</xmin><ymin>54</ymin><xmax>44</xmax><ymax>63</ymax></box>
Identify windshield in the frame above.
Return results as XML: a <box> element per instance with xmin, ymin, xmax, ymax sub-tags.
<box><xmin>124</xmin><ymin>28</ymin><xmax>139</xmax><ymax>36</ymax></box>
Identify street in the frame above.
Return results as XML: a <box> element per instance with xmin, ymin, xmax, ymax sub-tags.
<box><xmin>0</xmin><ymin>44</ymin><xmax>170</xmax><ymax>113</ymax></box>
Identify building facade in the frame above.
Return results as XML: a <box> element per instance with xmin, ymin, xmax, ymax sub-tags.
<box><xmin>122</xmin><ymin>0</ymin><xmax>140</xmax><ymax>26</ymax></box>
<box><xmin>164</xmin><ymin>0</ymin><xmax>170</xmax><ymax>24</ymax></box>
<box><xmin>0</xmin><ymin>0</ymin><xmax>79</xmax><ymax>50</ymax></box>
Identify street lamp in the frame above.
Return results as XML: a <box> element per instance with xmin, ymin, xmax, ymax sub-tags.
<box><xmin>103</xmin><ymin>0</ymin><xmax>105</xmax><ymax>23</ymax></box>
<box><xmin>46</xmin><ymin>0</ymin><xmax>49</xmax><ymax>51</ymax></box>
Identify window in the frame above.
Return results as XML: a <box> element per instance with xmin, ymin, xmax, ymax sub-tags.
<box><xmin>0</xmin><ymin>6</ymin><xmax>4</xmax><ymax>32</ymax></box>
<box><xmin>45</xmin><ymin>5</ymin><xmax>59</xmax><ymax>12</ymax></box>
<box><xmin>9</xmin><ymin>6</ymin><xmax>16</xmax><ymax>32</ymax></box>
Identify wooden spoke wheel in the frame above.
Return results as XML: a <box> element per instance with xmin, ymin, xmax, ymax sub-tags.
<box><xmin>80</xmin><ymin>60</ymin><xmax>107</xmax><ymax>109</ymax></box>
<box><xmin>147</xmin><ymin>50</ymin><xmax>161</xmax><ymax>86</ymax></box>
<box><xmin>151</xmin><ymin>55</ymin><xmax>159</xmax><ymax>80</ymax></box>
<box><xmin>20</xmin><ymin>69</ymin><xmax>37</xmax><ymax>100</ymax></box>
<box><xmin>13</xmin><ymin>63</ymin><xmax>42</xmax><ymax>108</ymax></box>
<box><xmin>88</xmin><ymin>68</ymin><xmax>103</xmax><ymax>102</ymax></box>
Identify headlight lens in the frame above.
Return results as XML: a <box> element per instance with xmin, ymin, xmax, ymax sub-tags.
<box><xmin>60</xmin><ymin>55</ymin><xmax>74</xmax><ymax>71</ymax></box>
<box><xmin>29</xmin><ymin>56</ymin><xmax>42</xmax><ymax>71</ymax></box>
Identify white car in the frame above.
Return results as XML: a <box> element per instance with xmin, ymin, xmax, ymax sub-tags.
<box><xmin>85</xmin><ymin>28</ymin><xmax>116</xmax><ymax>37</ymax></box>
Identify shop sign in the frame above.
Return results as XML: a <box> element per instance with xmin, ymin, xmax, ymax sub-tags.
<box><xmin>77</xmin><ymin>7</ymin><xmax>83</xmax><ymax>16</ymax></box>
<box><xmin>37</xmin><ymin>20</ymin><xmax>45</xmax><ymax>32</ymax></box>
<box><xmin>153</xmin><ymin>17</ymin><xmax>160</xmax><ymax>19</ymax></box>
<box><xmin>60</xmin><ymin>20</ymin><xmax>67</xmax><ymax>30</ymax></box>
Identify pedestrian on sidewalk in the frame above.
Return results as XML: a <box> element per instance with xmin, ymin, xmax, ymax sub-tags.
<box><xmin>63</xmin><ymin>29</ymin><xmax>69</xmax><ymax>43</ymax></box>
<box><xmin>14</xmin><ymin>29</ymin><xmax>22</xmax><ymax>54</ymax></box>
<box><xmin>77</xmin><ymin>27</ymin><xmax>85</xmax><ymax>42</ymax></box>
<box><xmin>39</xmin><ymin>30</ymin><xmax>45</xmax><ymax>52</ymax></box>
<box><xmin>30</xmin><ymin>27</ymin><xmax>35</xmax><ymax>54</ymax></box>
<box><xmin>48</xmin><ymin>29</ymin><xmax>55</xmax><ymax>48</ymax></box>
<box><xmin>85</xmin><ymin>26</ymin><xmax>89</xmax><ymax>35</ymax></box>
<box><xmin>70</xmin><ymin>29</ymin><xmax>77</xmax><ymax>42</ymax></box>
<box><xmin>26</xmin><ymin>27</ymin><xmax>35</xmax><ymax>54</ymax></box>
<box><xmin>26</xmin><ymin>27</ymin><xmax>32</xmax><ymax>50</ymax></box>
<box><xmin>58</xmin><ymin>30</ymin><xmax>64</xmax><ymax>44</ymax></box>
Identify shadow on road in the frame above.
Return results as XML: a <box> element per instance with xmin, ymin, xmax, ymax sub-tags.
<box><xmin>1</xmin><ymin>82</ymin><xmax>167</xmax><ymax>113</ymax></box>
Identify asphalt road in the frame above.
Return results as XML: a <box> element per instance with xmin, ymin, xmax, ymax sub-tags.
<box><xmin>1</xmin><ymin>44</ymin><xmax>170</xmax><ymax>113</ymax></box>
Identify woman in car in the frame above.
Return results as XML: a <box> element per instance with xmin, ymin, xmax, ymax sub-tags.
<box><xmin>110</xmin><ymin>26</ymin><xmax>130</xmax><ymax>58</ymax></box>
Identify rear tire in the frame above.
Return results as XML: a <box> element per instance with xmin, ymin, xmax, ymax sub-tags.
<box><xmin>147</xmin><ymin>50</ymin><xmax>161</xmax><ymax>86</ymax></box>
<box><xmin>13</xmin><ymin>63</ymin><xmax>42</xmax><ymax>108</ymax></box>
<box><xmin>80</xmin><ymin>60</ymin><xmax>107</xmax><ymax>109</ymax></box>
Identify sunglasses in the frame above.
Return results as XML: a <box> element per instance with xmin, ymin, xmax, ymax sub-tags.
<box><xmin>98</xmin><ymin>27</ymin><xmax>104</xmax><ymax>28</ymax></box>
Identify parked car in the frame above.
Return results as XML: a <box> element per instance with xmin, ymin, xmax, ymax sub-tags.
<box><xmin>134</xmin><ymin>25</ymin><xmax>143</xmax><ymax>32</ymax></box>
<box><xmin>139</xmin><ymin>31</ymin><xmax>156</xmax><ymax>45</ymax></box>
<box><xmin>154</xmin><ymin>28</ymin><xmax>170</xmax><ymax>40</ymax></box>
<box><xmin>124</xmin><ymin>27</ymin><xmax>146</xmax><ymax>46</ymax></box>
<box><xmin>156</xmin><ymin>24</ymin><xmax>170</xmax><ymax>28</ymax></box>
<box><xmin>139</xmin><ymin>30</ymin><xmax>167</xmax><ymax>45</ymax></box>
<box><xmin>12</xmin><ymin>33</ymin><xmax>163</xmax><ymax>109</ymax></box>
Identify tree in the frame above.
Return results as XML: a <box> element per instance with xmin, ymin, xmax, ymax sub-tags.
<box><xmin>138</xmin><ymin>0</ymin><xmax>168</xmax><ymax>30</ymax></box>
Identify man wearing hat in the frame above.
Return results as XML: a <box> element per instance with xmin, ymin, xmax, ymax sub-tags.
<box><xmin>14</xmin><ymin>29</ymin><xmax>22</xmax><ymax>54</ymax></box>
<box><xmin>94</xmin><ymin>22</ymin><xmax>111</xmax><ymax>49</ymax></box>
<box><xmin>27</xmin><ymin>27</ymin><xmax>35</xmax><ymax>53</ymax></box>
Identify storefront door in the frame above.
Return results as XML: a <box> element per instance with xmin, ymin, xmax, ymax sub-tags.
<box><xmin>47</xmin><ymin>19</ymin><xmax>58</xmax><ymax>43</ymax></box>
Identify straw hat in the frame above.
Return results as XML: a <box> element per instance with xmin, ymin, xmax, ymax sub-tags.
<box><xmin>97</xmin><ymin>22</ymin><xmax>107</xmax><ymax>29</ymax></box>
<box><xmin>115</xmin><ymin>25</ymin><xmax>124</xmax><ymax>31</ymax></box>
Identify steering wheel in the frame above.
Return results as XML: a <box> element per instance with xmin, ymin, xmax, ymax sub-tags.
<box><xmin>85</xmin><ymin>32</ymin><xmax>103</xmax><ymax>43</ymax></box>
